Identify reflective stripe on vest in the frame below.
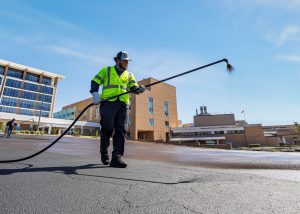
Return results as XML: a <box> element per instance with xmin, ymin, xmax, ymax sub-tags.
<box><xmin>103</xmin><ymin>66</ymin><xmax>119</xmax><ymax>89</ymax></box>
<box><xmin>94</xmin><ymin>75</ymin><xmax>103</xmax><ymax>84</ymax></box>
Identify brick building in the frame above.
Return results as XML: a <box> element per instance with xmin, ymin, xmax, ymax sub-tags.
<box><xmin>128</xmin><ymin>77</ymin><xmax>178</xmax><ymax>142</ymax></box>
<box><xmin>54</xmin><ymin>77</ymin><xmax>178</xmax><ymax>141</ymax></box>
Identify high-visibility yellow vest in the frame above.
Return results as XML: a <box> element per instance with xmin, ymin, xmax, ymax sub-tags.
<box><xmin>92</xmin><ymin>66</ymin><xmax>138</xmax><ymax>104</ymax></box>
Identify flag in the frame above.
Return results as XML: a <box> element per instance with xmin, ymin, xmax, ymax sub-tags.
<box><xmin>241</xmin><ymin>109</ymin><xmax>244</xmax><ymax>114</ymax></box>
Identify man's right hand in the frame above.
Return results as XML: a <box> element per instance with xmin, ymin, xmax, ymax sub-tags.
<box><xmin>92</xmin><ymin>92</ymin><xmax>101</xmax><ymax>105</ymax></box>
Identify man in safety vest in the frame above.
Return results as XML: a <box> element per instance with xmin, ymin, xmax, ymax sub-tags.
<box><xmin>90</xmin><ymin>51</ymin><xmax>145</xmax><ymax>168</ymax></box>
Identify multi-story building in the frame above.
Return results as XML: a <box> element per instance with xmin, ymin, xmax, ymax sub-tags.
<box><xmin>170</xmin><ymin>106</ymin><xmax>270</xmax><ymax>148</ymax></box>
<box><xmin>0</xmin><ymin>59</ymin><xmax>64</xmax><ymax>118</ymax></box>
<box><xmin>54</xmin><ymin>77</ymin><xmax>178</xmax><ymax>141</ymax></box>
<box><xmin>263</xmin><ymin>123</ymin><xmax>300</xmax><ymax>145</ymax></box>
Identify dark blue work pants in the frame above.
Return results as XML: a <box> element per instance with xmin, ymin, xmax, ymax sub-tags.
<box><xmin>100</xmin><ymin>100</ymin><xmax>128</xmax><ymax>157</ymax></box>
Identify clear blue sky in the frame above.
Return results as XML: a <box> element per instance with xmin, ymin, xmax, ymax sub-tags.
<box><xmin>1</xmin><ymin>0</ymin><xmax>300</xmax><ymax>125</ymax></box>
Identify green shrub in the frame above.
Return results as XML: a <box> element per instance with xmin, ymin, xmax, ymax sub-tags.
<box><xmin>25</xmin><ymin>130</ymin><xmax>30</xmax><ymax>134</ymax></box>
<box><xmin>71</xmin><ymin>131</ymin><xmax>79</xmax><ymax>136</ymax></box>
<box><xmin>12</xmin><ymin>131</ymin><xmax>20</xmax><ymax>134</ymax></box>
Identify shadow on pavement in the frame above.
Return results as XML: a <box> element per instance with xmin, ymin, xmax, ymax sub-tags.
<box><xmin>0</xmin><ymin>164</ymin><xmax>105</xmax><ymax>175</ymax></box>
<box><xmin>0</xmin><ymin>163</ymin><xmax>196</xmax><ymax>185</ymax></box>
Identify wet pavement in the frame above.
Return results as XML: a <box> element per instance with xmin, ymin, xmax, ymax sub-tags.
<box><xmin>1</xmin><ymin>134</ymin><xmax>300</xmax><ymax>169</ymax></box>
<box><xmin>1</xmin><ymin>135</ymin><xmax>300</xmax><ymax>213</ymax></box>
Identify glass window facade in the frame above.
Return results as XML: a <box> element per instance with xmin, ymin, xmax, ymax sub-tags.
<box><xmin>7</xmin><ymin>68</ymin><xmax>23</xmax><ymax>79</ymax></box>
<box><xmin>0</xmin><ymin>76</ymin><xmax>2</xmax><ymax>85</ymax></box>
<box><xmin>19</xmin><ymin>100</ymin><xmax>35</xmax><ymax>109</ymax></box>
<box><xmin>23</xmin><ymin>82</ymin><xmax>39</xmax><ymax>92</ymax></box>
<box><xmin>5</xmin><ymin>78</ymin><xmax>22</xmax><ymax>88</ymax></box>
<box><xmin>25</xmin><ymin>72</ymin><xmax>39</xmax><ymax>82</ymax></box>
<box><xmin>40</xmin><ymin>85</ymin><xmax>54</xmax><ymax>95</ymax></box>
<box><xmin>21</xmin><ymin>91</ymin><xmax>37</xmax><ymax>100</ymax></box>
<box><xmin>0</xmin><ymin>97</ymin><xmax>18</xmax><ymax>107</ymax></box>
<box><xmin>41</xmin><ymin>76</ymin><xmax>52</xmax><ymax>85</ymax></box>
<box><xmin>148</xmin><ymin>97</ymin><xmax>153</xmax><ymax>114</ymax></box>
<box><xmin>38</xmin><ymin>94</ymin><xmax>52</xmax><ymax>103</ymax></box>
<box><xmin>53</xmin><ymin>107</ymin><xmax>76</xmax><ymax>120</ymax></box>
<box><xmin>0</xmin><ymin>66</ymin><xmax>4</xmax><ymax>75</ymax></box>
<box><xmin>0</xmin><ymin>106</ymin><xmax>16</xmax><ymax>113</ymax></box>
<box><xmin>3</xmin><ymin>88</ymin><xmax>19</xmax><ymax>97</ymax></box>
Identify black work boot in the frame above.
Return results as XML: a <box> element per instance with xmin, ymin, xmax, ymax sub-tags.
<box><xmin>110</xmin><ymin>155</ymin><xmax>127</xmax><ymax>168</ymax></box>
<box><xmin>101</xmin><ymin>153</ymin><xmax>110</xmax><ymax>165</ymax></box>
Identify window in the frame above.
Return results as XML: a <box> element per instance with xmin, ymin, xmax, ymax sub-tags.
<box><xmin>21</xmin><ymin>91</ymin><xmax>37</xmax><ymax>100</ymax></box>
<box><xmin>7</xmin><ymin>68</ymin><xmax>23</xmax><ymax>79</ymax></box>
<box><xmin>19</xmin><ymin>100</ymin><xmax>35</xmax><ymax>109</ymax></box>
<box><xmin>149</xmin><ymin>118</ymin><xmax>154</xmax><ymax>126</ymax></box>
<box><xmin>36</xmin><ymin>111</ymin><xmax>49</xmax><ymax>117</ymax></box>
<box><xmin>3</xmin><ymin>88</ymin><xmax>19</xmax><ymax>97</ymax></box>
<box><xmin>38</xmin><ymin>94</ymin><xmax>52</xmax><ymax>103</ymax></box>
<box><xmin>0</xmin><ymin>106</ymin><xmax>16</xmax><ymax>113</ymax></box>
<box><xmin>0</xmin><ymin>97</ymin><xmax>18</xmax><ymax>107</ymax></box>
<box><xmin>23</xmin><ymin>82</ymin><xmax>39</xmax><ymax>92</ymax></box>
<box><xmin>26</xmin><ymin>72</ymin><xmax>39</xmax><ymax>82</ymax></box>
<box><xmin>128</xmin><ymin>117</ymin><xmax>131</xmax><ymax>126</ymax></box>
<box><xmin>164</xmin><ymin>101</ymin><xmax>169</xmax><ymax>118</ymax></box>
<box><xmin>148</xmin><ymin>97</ymin><xmax>153</xmax><ymax>114</ymax></box>
<box><xmin>40</xmin><ymin>85</ymin><xmax>54</xmax><ymax>95</ymax></box>
<box><xmin>0</xmin><ymin>76</ymin><xmax>2</xmax><ymax>85</ymax></box>
<box><xmin>214</xmin><ymin>131</ymin><xmax>224</xmax><ymax>134</ymax></box>
<box><xmin>89</xmin><ymin>107</ymin><xmax>93</xmax><ymax>120</ymax></box>
<box><xmin>42</xmin><ymin>111</ymin><xmax>49</xmax><ymax>117</ymax></box>
<box><xmin>0</xmin><ymin>66</ymin><xmax>4</xmax><ymax>75</ymax></box>
<box><xmin>18</xmin><ymin>109</ymin><xmax>33</xmax><ymax>116</ymax></box>
<box><xmin>96</xmin><ymin>106</ymin><xmax>100</xmax><ymax>119</ymax></box>
<box><xmin>36</xmin><ymin>102</ymin><xmax>51</xmax><ymax>111</ymax></box>
<box><xmin>165</xmin><ymin>121</ymin><xmax>169</xmax><ymax>128</ymax></box>
<box><xmin>5</xmin><ymin>79</ymin><xmax>22</xmax><ymax>88</ymax></box>
<box><xmin>41</xmin><ymin>76</ymin><xmax>52</xmax><ymax>85</ymax></box>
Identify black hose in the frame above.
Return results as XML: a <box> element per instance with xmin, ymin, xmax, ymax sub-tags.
<box><xmin>0</xmin><ymin>58</ymin><xmax>232</xmax><ymax>163</ymax></box>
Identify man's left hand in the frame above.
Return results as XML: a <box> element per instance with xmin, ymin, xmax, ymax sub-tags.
<box><xmin>136</xmin><ymin>85</ymin><xmax>146</xmax><ymax>94</ymax></box>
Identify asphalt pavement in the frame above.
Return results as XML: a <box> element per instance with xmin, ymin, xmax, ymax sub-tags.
<box><xmin>1</xmin><ymin>135</ymin><xmax>300</xmax><ymax>214</ymax></box>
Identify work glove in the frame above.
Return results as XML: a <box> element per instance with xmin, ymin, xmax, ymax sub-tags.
<box><xmin>135</xmin><ymin>85</ymin><xmax>146</xmax><ymax>94</ymax></box>
<box><xmin>92</xmin><ymin>92</ymin><xmax>101</xmax><ymax>105</ymax></box>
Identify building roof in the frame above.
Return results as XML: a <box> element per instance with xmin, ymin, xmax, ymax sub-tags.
<box><xmin>0</xmin><ymin>112</ymin><xmax>99</xmax><ymax>127</ymax></box>
<box><xmin>138</xmin><ymin>77</ymin><xmax>176</xmax><ymax>88</ymax></box>
<box><xmin>0</xmin><ymin>59</ymin><xmax>65</xmax><ymax>80</ymax></box>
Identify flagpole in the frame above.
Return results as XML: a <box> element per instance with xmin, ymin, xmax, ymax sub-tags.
<box><xmin>241</xmin><ymin>109</ymin><xmax>246</xmax><ymax>122</ymax></box>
